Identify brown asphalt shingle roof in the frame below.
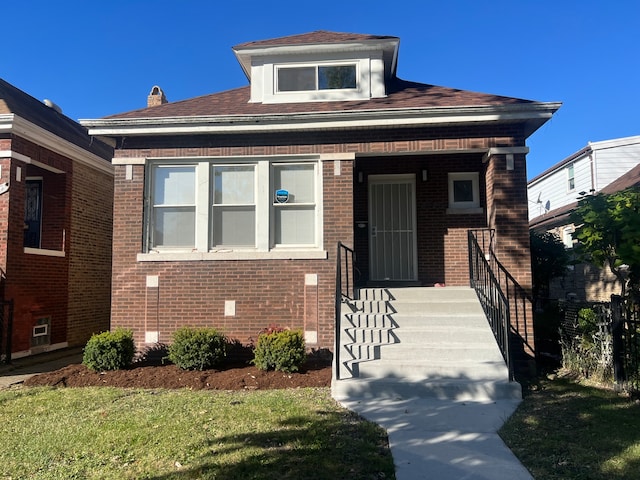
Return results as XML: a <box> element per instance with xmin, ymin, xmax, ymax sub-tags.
<box><xmin>103</xmin><ymin>30</ymin><xmax>541</xmax><ymax>121</ymax></box>
<box><xmin>233</xmin><ymin>30</ymin><xmax>399</xmax><ymax>48</ymax></box>
<box><xmin>106</xmin><ymin>78</ymin><xmax>535</xmax><ymax>120</ymax></box>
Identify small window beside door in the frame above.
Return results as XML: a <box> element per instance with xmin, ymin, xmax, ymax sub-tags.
<box><xmin>447</xmin><ymin>172</ymin><xmax>482</xmax><ymax>213</ymax></box>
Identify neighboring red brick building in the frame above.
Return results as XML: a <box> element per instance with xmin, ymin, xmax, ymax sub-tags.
<box><xmin>83</xmin><ymin>31</ymin><xmax>559</xmax><ymax>357</ymax></box>
<box><xmin>0</xmin><ymin>79</ymin><xmax>114</xmax><ymax>359</ymax></box>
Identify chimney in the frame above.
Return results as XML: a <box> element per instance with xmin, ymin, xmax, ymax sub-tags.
<box><xmin>147</xmin><ymin>85</ymin><xmax>167</xmax><ymax>107</ymax></box>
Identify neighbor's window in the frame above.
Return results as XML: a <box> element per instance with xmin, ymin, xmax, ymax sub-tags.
<box><xmin>23</xmin><ymin>171</ymin><xmax>67</xmax><ymax>254</ymax></box>
<box><xmin>562</xmin><ymin>226</ymin><xmax>575</xmax><ymax>249</ymax></box>
<box><xmin>151</xmin><ymin>165</ymin><xmax>196</xmax><ymax>248</ymax></box>
<box><xmin>24</xmin><ymin>179</ymin><xmax>43</xmax><ymax>248</ymax></box>
<box><xmin>277</xmin><ymin>64</ymin><xmax>357</xmax><ymax>92</ymax></box>
<box><xmin>448</xmin><ymin>172</ymin><xmax>480</xmax><ymax>209</ymax></box>
<box><xmin>567</xmin><ymin>164</ymin><xmax>575</xmax><ymax>191</ymax></box>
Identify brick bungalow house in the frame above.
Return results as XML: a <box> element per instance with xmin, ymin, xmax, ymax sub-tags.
<box><xmin>0</xmin><ymin>79</ymin><xmax>114</xmax><ymax>359</ymax></box>
<box><xmin>82</xmin><ymin>31</ymin><xmax>559</xmax><ymax>361</ymax></box>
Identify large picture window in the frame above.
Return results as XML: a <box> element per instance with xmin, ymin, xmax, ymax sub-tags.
<box><xmin>147</xmin><ymin>158</ymin><xmax>321</xmax><ymax>256</ymax></box>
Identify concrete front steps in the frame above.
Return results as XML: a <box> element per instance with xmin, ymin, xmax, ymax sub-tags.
<box><xmin>332</xmin><ymin>286</ymin><xmax>521</xmax><ymax>402</ymax></box>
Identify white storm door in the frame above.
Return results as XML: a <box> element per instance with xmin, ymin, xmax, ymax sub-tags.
<box><xmin>368</xmin><ymin>175</ymin><xmax>418</xmax><ymax>281</ymax></box>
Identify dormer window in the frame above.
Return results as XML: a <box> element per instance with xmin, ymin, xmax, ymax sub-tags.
<box><xmin>233</xmin><ymin>31</ymin><xmax>399</xmax><ymax>104</ymax></box>
<box><xmin>277</xmin><ymin>64</ymin><xmax>357</xmax><ymax>92</ymax></box>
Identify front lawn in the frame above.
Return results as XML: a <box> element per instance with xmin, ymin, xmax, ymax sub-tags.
<box><xmin>500</xmin><ymin>376</ymin><xmax>640</xmax><ymax>479</ymax></box>
<box><xmin>0</xmin><ymin>387</ymin><xmax>395</xmax><ymax>480</ymax></box>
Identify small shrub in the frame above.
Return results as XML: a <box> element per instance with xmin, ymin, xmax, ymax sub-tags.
<box><xmin>167</xmin><ymin>327</ymin><xmax>227</xmax><ymax>370</ymax></box>
<box><xmin>83</xmin><ymin>328</ymin><xmax>135</xmax><ymax>372</ymax></box>
<box><xmin>253</xmin><ymin>327</ymin><xmax>306</xmax><ymax>373</ymax></box>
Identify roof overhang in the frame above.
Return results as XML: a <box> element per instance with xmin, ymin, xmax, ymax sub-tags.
<box><xmin>232</xmin><ymin>37</ymin><xmax>400</xmax><ymax>81</ymax></box>
<box><xmin>0</xmin><ymin>114</ymin><xmax>114</xmax><ymax>175</ymax></box>
<box><xmin>81</xmin><ymin>102</ymin><xmax>561</xmax><ymax>139</ymax></box>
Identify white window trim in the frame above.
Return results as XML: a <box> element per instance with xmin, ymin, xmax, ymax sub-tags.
<box><xmin>142</xmin><ymin>156</ymin><xmax>325</xmax><ymax>261</ymax></box>
<box><xmin>562</xmin><ymin>226</ymin><xmax>575</xmax><ymax>249</ymax></box>
<box><xmin>24</xmin><ymin>247</ymin><xmax>65</xmax><ymax>257</ymax></box>
<box><xmin>264</xmin><ymin>58</ymin><xmax>370</xmax><ymax>104</ymax></box>
<box><xmin>567</xmin><ymin>164</ymin><xmax>575</xmax><ymax>192</ymax></box>
<box><xmin>446</xmin><ymin>172</ymin><xmax>482</xmax><ymax>214</ymax></box>
<box><xmin>276</xmin><ymin>63</ymin><xmax>358</xmax><ymax>93</ymax></box>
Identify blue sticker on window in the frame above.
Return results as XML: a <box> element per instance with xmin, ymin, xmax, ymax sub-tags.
<box><xmin>275</xmin><ymin>189</ymin><xmax>289</xmax><ymax>203</ymax></box>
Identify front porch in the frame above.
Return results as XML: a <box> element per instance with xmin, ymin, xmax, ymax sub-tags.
<box><xmin>353</xmin><ymin>153</ymin><xmax>488</xmax><ymax>288</ymax></box>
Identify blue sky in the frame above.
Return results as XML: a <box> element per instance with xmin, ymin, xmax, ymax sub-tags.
<box><xmin>4</xmin><ymin>0</ymin><xmax>638</xmax><ymax>179</ymax></box>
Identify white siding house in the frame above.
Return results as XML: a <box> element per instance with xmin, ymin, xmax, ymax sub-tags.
<box><xmin>528</xmin><ymin>135</ymin><xmax>640</xmax><ymax>221</ymax></box>
<box><xmin>528</xmin><ymin>135</ymin><xmax>640</xmax><ymax>302</ymax></box>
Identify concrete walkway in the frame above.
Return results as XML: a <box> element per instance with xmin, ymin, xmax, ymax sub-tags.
<box><xmin>0</xmin><ymin>347</ymin><xmax>83</xmax><ymax>388</ymax></box>
<box><xmin>339</xmin><ymin>396</ymin><xmax>532</xmax><ymax>479</ymax></box>
<box><xmin>333</xmin><ymin>287</ymin><xmax>533</xmax><ymax>479</ymax></box>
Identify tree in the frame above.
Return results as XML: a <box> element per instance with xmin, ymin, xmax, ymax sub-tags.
<box><xmin>570</xmin><ymin>187</ymin><xmax>640</xmax><ymax>298</ymax></box>
<box><xmin>530</xmin><ymin>230</ymin><xmax>570</xmax><ymax>305</ymax></box>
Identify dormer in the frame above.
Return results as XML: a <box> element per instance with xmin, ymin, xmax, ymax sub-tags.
<box><xmin>232</xmin><ymin>31</ymin><xmax>400</xmax><ymax>104</ymax></box>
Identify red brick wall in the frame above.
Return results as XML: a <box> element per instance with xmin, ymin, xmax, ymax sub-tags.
<box><xmin>0</xmin><ymin>152</ymin><xmax>11</xmax><ymax>276</ymax></box>
<box><xmin>3</xmin><ymin>137</ymin><xmax>113</xmax><ymax>353</ymax></box>
<box><xmin>111</xmin><ymin>159</ymin><xmax>353</xmax><ymax>350</ymax></box>
<box><xmin>4</xmin><ymin>157</ymin><xmax>70</xmax><ymax>351</ymax></box>
<box><xmin>486</xmin><ymin>153</ymin><xmax>535</xmax><ymax>359</ymax></box>
<box><xmin>66</xmin><ymin>161</ymin><xmax>114</xmax><ymax>346</ymax></box>
<box><xmin>110</xmin><ymin>124</ymin><xmax>532</xmax><ymax>353</ymax></box>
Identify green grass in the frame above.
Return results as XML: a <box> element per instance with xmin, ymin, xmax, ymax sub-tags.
<box><xmin>500</xmin><ymin>377</ymin><xmax>640</xmax><ymax>479</ymax></box>
<box><xmin>0</xmin><ymin>387</ymin><xmax>395</xmax><ymax>480</ymax></box>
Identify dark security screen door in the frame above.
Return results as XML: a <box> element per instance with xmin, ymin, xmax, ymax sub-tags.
<box><xmin>368</xmin><ymin>175</ymin><xmax>418</xmax><ymax>281</ymax></box>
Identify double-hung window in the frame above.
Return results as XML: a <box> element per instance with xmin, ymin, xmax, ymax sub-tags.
<box><xmin>272</xmin><ymin>163</ymin><xmax>316</xmax><ymax>245</ymax></box>
<box><xmin>151</xmin><ymin>165</ymin><xmax>196</xmax><ymax>248</ymax></box>
<box><xmin>211</xmin><ymin>165</ymin><xmax>256</xmax><ymax>247</ymax></box>
<box><xmin>567</xmin><ymin>164</ymin><xmax>575</xmax><ymax>191</ymax></box>
<box><xmin>146</xmin><ymin>158</ymin><xmax>322</xmax><ymax>258</ymax></box>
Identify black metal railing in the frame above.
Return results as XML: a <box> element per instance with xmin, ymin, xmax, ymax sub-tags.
<box><xmin>335</xmin><ymin>242</ymin><xmax>356</xmax><ymax>380</ymax></box>
<box><xmin>468</xmin><ymin>230</ymin><xmax>513</xmax><ymax>380</ymax></box>
<box><xmin>469</xmin><ymin>229</ymin><xmax>536</xmax><ymax>380</ymax></box>
<box><xmin>0</xmin><ymin>300</ymin><xmax>14</xmax><ymax>365</ymax></box>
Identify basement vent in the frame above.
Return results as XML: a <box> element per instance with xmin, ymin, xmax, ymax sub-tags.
<box><xmin>31</xmin><ymin>317</ymin><xmax>51</xmax><ymax>347</ymax></box>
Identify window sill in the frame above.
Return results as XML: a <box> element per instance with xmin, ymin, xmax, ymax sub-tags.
<box><xmin>24</xmin><ymin>247</ymin><xmax>66</xmax><ymax>258</ymax></box>
<box><xmin>446</xmin><ymin>207</ymin><xmax>484</xmax><ymax>215</ymax></box>
<box><xmin>137</xmin><ymin>249</ymin><xmax>328</xmax><ymax>262</ymax></box>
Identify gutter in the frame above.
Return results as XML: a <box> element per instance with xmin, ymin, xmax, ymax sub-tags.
<box><xmin>81</xmin><ymin>102</ymin><xmax>561</xmax><ymax>138</ymax></box>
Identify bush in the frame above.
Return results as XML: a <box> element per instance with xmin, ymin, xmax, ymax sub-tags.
<box><xmin>83</xmin><ymin>328</ymin><xmax>135</xmax><ymax>372</ymax></box>
<box><xmin>167</xmin><ymin>326</ymin><xmax>227</xmax><ymax>370</ymax></box>
<box><xmin>253</xmin><ymin>327</ymin><xmax>306</xmax><ymax>373</ymax></box>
